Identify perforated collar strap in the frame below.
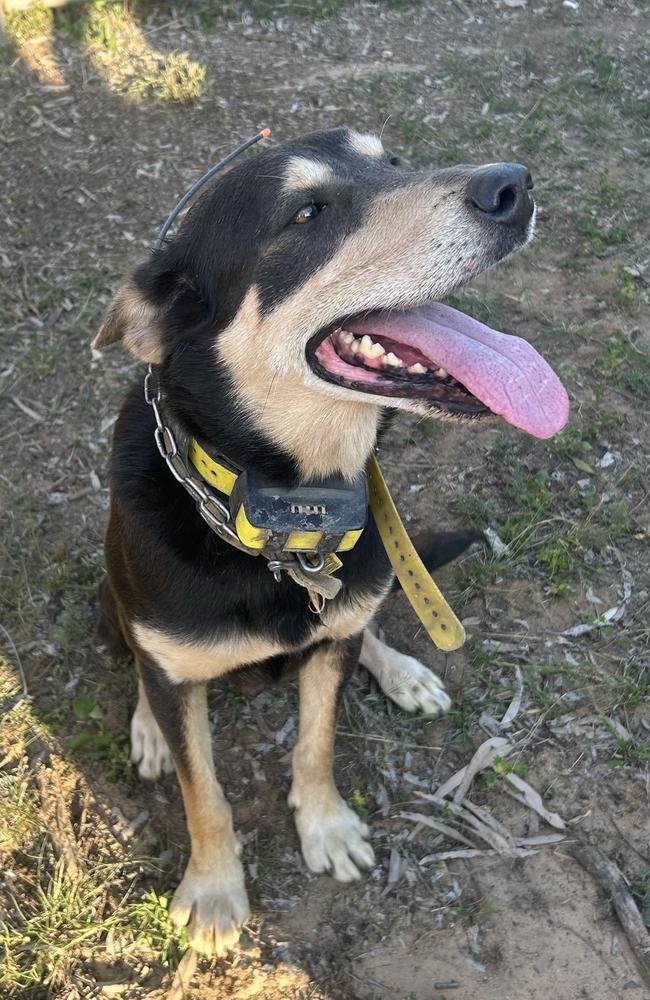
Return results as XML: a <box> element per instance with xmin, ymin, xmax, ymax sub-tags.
<box><xmin>368</xmin><ymin>455</ymin><xmax>466</xmax><ymax>652</ymax></box>
<box><xmin>187</xmin><ymin>438</ymin><xmax>239</xmax><ymax>495</ymax></box>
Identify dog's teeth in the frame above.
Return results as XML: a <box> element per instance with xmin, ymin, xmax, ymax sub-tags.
<box><xmin>407</xmin><ymin>363</ymin><xmax>428</xmax><ymax>374</ymax></box>
<box><xmin>365</xmin><ymin>342</ymin><xmax>385</xmax><ymax>358</ymax></box>
<box><xmin>384</xmin><ymin>352</ymin><xmax>404</xmax><ymax>368</ymax></box>
<box><xmin>360</xmin><ymin>335</ymin><xmax>374</xmax><ymax>355</ymax></box>
<box><xmin>339</xmin><ymin>331</ymin><xmax>354</xmax><ymax>345</ymax></box>
<box><xmin>351</xmin><ymin>338</ymin><xmax>362</xmax><ymax>353</ymax></box>
<box><xmin>435</xmin><ymin>367</ymin><xmax>449</xmax><ymax>378</ymax></box>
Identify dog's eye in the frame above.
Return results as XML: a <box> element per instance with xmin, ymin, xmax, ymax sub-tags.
<box><xmin>292</xmin><ymin>203</ymin><xmax>324</xmax><ymax>224</ymax></box>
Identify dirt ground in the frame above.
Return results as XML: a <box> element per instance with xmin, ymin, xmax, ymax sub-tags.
<box><xmin>1</xmin><ymin>1</ymin><xmax>649</xmax><ymax>998</ymax></box>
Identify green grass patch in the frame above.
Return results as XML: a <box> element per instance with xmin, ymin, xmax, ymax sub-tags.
<box><xmin>479</xmin><ymin>754</ymin><xmax>527</xmax><ymax>791</ymax></box>
<box><xmin>68</xmin><ymin>694</ymin><xmax>131</xmax><ymax>776</ymax></box>
<box><xmin>127</xmin><ymin>53</ymin><xmax>206</xmax><ymax>103</ymax></box>
<box><xmin>127</xmin><ymin>888</ymin><xmax>187</xmax><ymax>965</ymax></box>
<box><xmin>608</xmin><ymin>734</ymin><xmax>650</xmax><ymax>768</ymax></box>
<box><xmin>53</xmin><ymin>0</ymin><xmax>208</xmax><ymax>103</ymax></box>
<box><xmin>602</xmin><ymin>265</ymin><xmax>644</xmax><ymax>310</ymax></box>
<box><xmin>582</xmin><ymin>35</ymin><xmax>624</xmax><ymax>96</ymax></box>
<box><xmin>455</xmin><ymin>492</ymin><xmax>496</xmax><ymax>530</ymax></box>
<box><xmin>5</xmin><ymin>4</ymin><xmax>53</xmax><ymax>43</ymax></box>
<box><xmin>0</xmin><ymin>855</ymin><xmax>184</xmax><ymax>993</ymax></box>
<box><xmin>551</xmin><ymin>412</ymin><xmax>620</xmax><ymax>462</ymax></box>
<box><xmin>573</xmin><ymin>204</ymin><xmax>630</xmax><ymax>254</ymax></box>
<box><xmin>447</xmin><ymin>692</ymin><xmax>483</xmax><ymax>750</ymax></box>
<box><xmin>349</xmin><ymin>777</ymin><xmax>371</xmax><ymax>823</ymax></box>
<box><xmin>593</xmin><ymin>332</ymin><xmax>650</xmax><ymax>396</ymax></box>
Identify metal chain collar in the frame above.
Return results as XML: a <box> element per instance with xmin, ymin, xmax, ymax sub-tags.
<box><xmin>143</xmin><ymin>365</ymin><xmax>327</xmax><ymax>584</ymax></box>
<box><xmin>144</xmin><ymin>365</ymin><xmax>249</xmax><ymax>553</ymax></box>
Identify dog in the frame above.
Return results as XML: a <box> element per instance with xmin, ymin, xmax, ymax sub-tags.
<box><xmin>93</xmin><ymin>127</ymin><xmax>569</xmax><ymax>956</ymax></box>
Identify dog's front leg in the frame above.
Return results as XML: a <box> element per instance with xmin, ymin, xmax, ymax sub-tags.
<box><xmin>288</xmin><ymin>637</ymin><xmax>375</xmax><ymax>882</ymax></box>
<box><xmin>137</xmin><ymin>654</ymin><xmax>249</xmax><ymax>956</ymax></box>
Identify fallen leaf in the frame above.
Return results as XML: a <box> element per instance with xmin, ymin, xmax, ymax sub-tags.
<box><xmin>504</xmin><ymin>773</ymin><xmax>566</xmax><ymax>830</ymax></box>
<box><xmin>571</xmin><ymin>456</ymin><xmax>595</xmax><ymax>474</ymax></box>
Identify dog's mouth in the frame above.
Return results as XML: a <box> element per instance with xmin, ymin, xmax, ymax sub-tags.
<box><xmin>307</xmin><ymin>300</ymin><xmax>569</xmax><ymax>439</ymax></box>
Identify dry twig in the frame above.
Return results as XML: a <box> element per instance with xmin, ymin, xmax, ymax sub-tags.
<box><xmin>570</xmin><ymin>838</ymin><xmax>650</xmax><ymax>988</ymax></box>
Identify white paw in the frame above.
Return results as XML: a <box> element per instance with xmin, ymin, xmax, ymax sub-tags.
<box><xmin>169</xmin><ymin>859</ymin><xmax>250</xmax><ymax>956</ymax></box>
<box><xmin>130</xmin><ymin>698</ymin><xmax>174</xmax><ymax>780</ymax></box>
<box><xmin>360</xmin><ymin>630</ymin><xmax>451</xmax><ymax>716</ymax></box>
<box><xmin>381</xmin><ymin>653</ymin><xmax>452</xmax><ymax>715</ymax></box>
<box><xmin>289</xmin><ymin>788</ymin><xmax>375</xmax><ymax>882</ymax></box>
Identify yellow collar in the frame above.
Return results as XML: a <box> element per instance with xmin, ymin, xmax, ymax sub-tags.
<box><xmin>367</xmin><ymin>455</ymin><xmax>465</xmax><ymax>652</ymax></box>
<box><xmin>187</xmin><ymin>438</ymin><xmax>465</xmax><ymax>652</ymax></box>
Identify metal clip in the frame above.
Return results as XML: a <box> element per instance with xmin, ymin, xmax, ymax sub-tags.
<box><xmin>296</xmin><ymin>551</ymin><xmax>326</xmax><ymax>575</ymax></box>
<box><xmin>267</xmin><ymin>556</ymin><xmax>296</xmax><ymax>583</ymax></box>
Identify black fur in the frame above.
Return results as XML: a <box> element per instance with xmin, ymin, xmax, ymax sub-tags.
<box><xmin>136</xmin><ymin>649</ymin><xmax>195</xmax><ymax>777</ymax></box>
<box><xmin>93</xmin><ymin>126</ymin><xmax>540</xmax><ymax>956</ymax></box>
<box><xmin>103</xmin><ymin>126</ymin><xmax>485</xmax><ymax>677</ymax></box>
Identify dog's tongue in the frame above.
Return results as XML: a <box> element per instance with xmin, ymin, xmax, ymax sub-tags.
<box><xmin>350</xmin><ymin>301</ymin><xmax>569</xmax><ymax>439</ymax></box>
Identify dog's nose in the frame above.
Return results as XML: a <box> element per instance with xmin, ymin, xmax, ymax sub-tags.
<box><xmin>467</xmin><ymin>163</ymin><xmax>533</xmax><ymax>226</ymax></box>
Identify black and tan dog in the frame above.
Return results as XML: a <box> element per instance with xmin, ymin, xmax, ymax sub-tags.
<box><xmin>93</xmin><ymin>127</ymin><xmax>568</xmax><ymax>955</ymax></box>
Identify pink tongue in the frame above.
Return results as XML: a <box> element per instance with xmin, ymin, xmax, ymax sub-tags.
<box><xmin>349</xmin><ymin>301</ymin><xmax>569</xmax><ymax>439</ymax></box>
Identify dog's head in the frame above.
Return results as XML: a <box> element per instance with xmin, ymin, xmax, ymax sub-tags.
<box><xmin>95</xmin><ymin>127</ymin><xmax>568</xmax><ymax>477</ymax></box>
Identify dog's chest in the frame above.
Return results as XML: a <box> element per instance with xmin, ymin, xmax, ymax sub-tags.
<box><xmin>132</xmin><ymin>589</ymin><xmax>385</xmax><ymax>685</ymax></box>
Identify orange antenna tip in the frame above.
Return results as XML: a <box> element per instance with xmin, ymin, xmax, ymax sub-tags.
<box><xmin>260</xmin><ymin>127</ymin><xmax>272</xmax><ymax>139</ymax></box>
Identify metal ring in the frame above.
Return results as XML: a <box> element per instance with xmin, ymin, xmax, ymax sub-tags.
<box><xmin>296</xmin><ymin>551</ymin><xmax>326</xmax><ymax>574</ymax></box>
<box><xmin>184</xmin><ymin>477</ymin><xmax>209</xmax><ymax>504</ymax></box>
<box><xmin>144</xmin><ymin>365</ymin><xmax>161</xmax><ymax>405</ymax></box>
<box><xmin>154</xmin><ymin>426</ymin><xmax>168</xmax><ymax>459</ymax></box>
<box><xmin>167</xmin><ymin>453</ymin><xmax>190</xmax><ymax>485</ymax></box>
<box><xmin>200</xmin><ymin>494</ymin><xmax>231</xmax><ymax>522</ymax></box>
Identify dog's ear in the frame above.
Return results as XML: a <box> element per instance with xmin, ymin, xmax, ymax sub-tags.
<box><xmin>94</xmin><ymin>257</ymin><xmax>210</xmax><ymax>361</ymax></box>
<box><xmin>92</xmin><ymin>278</ymin><xmax>165</xmax><ymax>363</ymax></box>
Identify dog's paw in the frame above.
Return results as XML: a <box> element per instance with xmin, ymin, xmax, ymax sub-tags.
<box><xmin>289</xmin><ymin>789</ymin><xmax>375</xmax><ymax>882</ymax></box>
<box><xmin>380</xmin><ymin>652</ymin><xmax>452</xmax><ymax>715</ymax></box>
<box><xmin>130</xmin><ymin>698</ymin><xmax>174</xmax><ymax>780</ymax></box>
<box><xmin>360</xmin><ymin>630</ymin><xmax>452</xmax><ymax>716</ymax></box>
<box><xmin>169</xmin><ymin>859</ymin><xmax>250</xmax><ymax>957</ymax></box>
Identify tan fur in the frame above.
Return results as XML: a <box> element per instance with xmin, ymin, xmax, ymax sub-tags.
<box><xmin>179</xmin><ymin>684</ymin><xmax>239</xmax><ymax>869</ymax></box>
<box><xmin>290</xmin><ymin>643</ymin><xmax>340</xmax><ymax>792</ymax></box>
<box><xmin>168</xmin><ymin>684</ymin><xmax>250</xmax><ymax>954</ymax></box>
<box><xmin>284</xmin><ymin>156</ymin><xmax>335</xmax><ymax>191</ymax></box>
<box><xmin>217</xmin><ymin>177</ymin><xmax>479</xmax><ymax>478</ymax></box>
<box><xmin>132</xmin><ymin>621</ymin><xmax>286</xmax><ymax>684</ymax></box>
<box><xmin>348</xmin><ymin>131</ymin><xmax>385</xmax><ymax>159</ymax></box>
<box><xmin>92</xmin><ymin>280</ymin><xmax>165</xmax><ymax>362</ymax></box>
<box><xmin>132</xmin><ymin>587</ymin><xmax>388</xmax><ymax>686</ymax></box>
<box><xmin>319</xmin><ymin>584</ymin><xmax>391</xmax><ymax>639</ymax></box>
<box><xmin>178</xmin><ymin>685</ymin><xmax>238</xmax><ymax>863</ymax></box>
<box><xmin>288</xmin><ymin>642</ymin><xmax>375</xmax><ymax>881</ymax></box>
<box><xmin>218</xmin><ymin>292</ymin><xmax>380</xmax><ymax>479</ymax></box>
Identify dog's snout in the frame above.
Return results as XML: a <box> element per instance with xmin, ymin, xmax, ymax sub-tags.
<box><xmin>467</xmin><ymin>163</ymin><xmax>533</xmax><ymax>226</ymax></box>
